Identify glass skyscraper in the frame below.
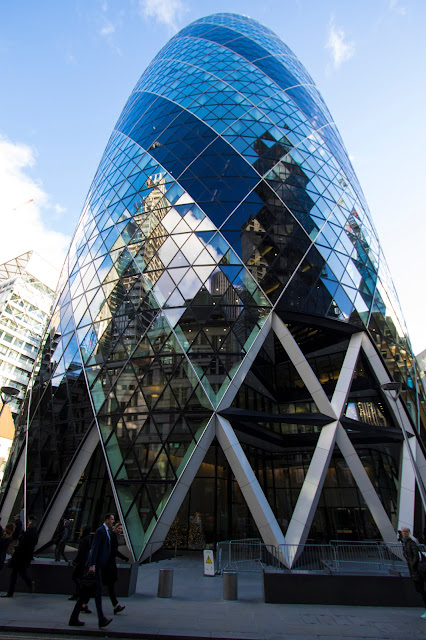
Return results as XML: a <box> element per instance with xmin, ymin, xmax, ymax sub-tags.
<box><xmin>1</xmin><ymin>13</ymin><xmax>425</xmax><ymax>565</ymax></box>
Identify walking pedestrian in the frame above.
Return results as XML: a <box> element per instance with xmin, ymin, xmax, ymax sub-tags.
<box><xmin>0</xmin><ymin>524</ymin><xmax>15</xmax><ymax>570</ymax></box>
<box><xmin>12</xmin><ymin>514</ymin><xmax>22</xmax><ymax>543</ymax></box>
<box><xmin>55</xmin><ymin>518</ymin><xmax>70</xmax><ymax>562</ymax></box>
<box><xmin>401</xmin><ymin>527</ymin><xmax>426</xmax><ymax>618</ymax></box>
<box><xmin>68</xmin><ymin>524</ymin><xmax>92</xmax><ymax>604</ymax></box>
<box><xmin>1</xmin><ymin>517</ymin><xmax>38</xmax><ymax>597</ymax></box>
<box><xmin>68</xmin><ymin>513</ymin><xmax>114</xmax><ymax>628</ymax></box>
<box><xmin>102</xmin><ymin>522</ymin><xmax>128</xmax><ymax>615</ymax></box>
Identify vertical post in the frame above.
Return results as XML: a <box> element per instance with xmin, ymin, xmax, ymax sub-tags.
<box><xmin>223</xmin><ymin>571</ymin><xmax>238</xmax><ymax>600</ymax></box>
<box><xmin>157</xmin><ymin>568</ymin><xmax>173</xmax><ymax>597</ymax></box>
<box><xmin>23</xmin><ymin>384</ymin><xmax>33</xmax><ymax>527</ymax></box>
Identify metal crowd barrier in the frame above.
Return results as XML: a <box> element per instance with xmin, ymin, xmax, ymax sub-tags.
<box><xmin>216</xmin><ymin>539</ymin><xmax>268</xmax><ymax>573</ymax></box>
<box><xmin>278</xmin><ymin>543</ymin><xmax>337</xmax><ymax>572</ymax></box>
<box><xmin>215</xmin><ymin>539</ymin><xmax>423</xmax><ymax>575</ymax></box>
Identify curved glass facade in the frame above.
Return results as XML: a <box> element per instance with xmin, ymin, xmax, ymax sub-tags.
<box><xmin>2</xmin><ymin>13</ymin><xmax>425</xmax><ymax>560</ymax></box>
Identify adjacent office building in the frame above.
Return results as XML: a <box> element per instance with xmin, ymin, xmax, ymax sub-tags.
<box><xmin>1</xmin><ymin>14</ymin><xmax>425</xmax><ymax>566</ymax></box>
<box><xmin>0</xmin><ymin>251</ymin><xmax>56</xmax><ymax>417</ymax></box>
<box><xmin>0</xmin><ymin>404</ymin><xmax>14</xmax><ymax>485</ymax></box>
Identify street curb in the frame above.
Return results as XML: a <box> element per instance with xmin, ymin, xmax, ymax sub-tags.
<box><xmin>0</xmin><ymin>626</ymin><xmax>248</xmax><ymax>640</ymax></box>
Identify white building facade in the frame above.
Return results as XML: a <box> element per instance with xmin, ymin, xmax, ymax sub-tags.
<box><xmin>0</xmin><ymin>252</ymin><xmax>57</xmax><ymax>417</ymax></box>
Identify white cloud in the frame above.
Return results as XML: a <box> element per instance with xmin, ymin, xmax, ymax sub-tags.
<box><xmin>98</xmin><ymin>2</ymin><xmax>122</xmax><ymax>55</ymax></box>
<box><xmin>326</xmin><ymin>18</ymin><xmax>355</xmax><ymax>69</ymax></box>
<box><xmin>0</xmin><ymin>135</ymin><xmax>71</xmax><ymax>279</ymax></box>
<box><xmin>138</xmin><ymin>0</ymin><xmax>187</xmax><ymax>30</ymax></box>
<box><xmin>388</xmin><ymin>0</ymin><xmax>406</xmax><ymax>15</ymax></box>
<box><xmin>100</xmin><ymin>21</ymin><xmax>115</xmax><ymax>37</ymax></box>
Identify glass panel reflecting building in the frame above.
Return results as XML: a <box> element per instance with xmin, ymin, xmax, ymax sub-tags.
<box><xmin>1</xmin><ymin>13</ymin><xmax>425</xmax><ymax>564</ymax></box>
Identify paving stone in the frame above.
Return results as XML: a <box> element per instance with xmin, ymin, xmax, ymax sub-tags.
<box><xmin>300</xmin><ymin>614</ymin><xmax>319</xmax><ymax>624</ymax></box>
<box><xmin>332</xmin><ymin>615</ymin><xmax>352</xmax><ymax>625</ymax></box>
<box><xmin>316</xmin><ymin>615</ymin><xmax>336</xmax><ymax>625</ymax></box>
<box><xmin>346</xmin><ymin>616</ymin><xmax>371</xmax><ymax>626</ymax></box>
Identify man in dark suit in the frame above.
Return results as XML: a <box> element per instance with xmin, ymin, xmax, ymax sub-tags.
<box><xmin>1</xmin><ymin>516</ymin><xmax>38</xmax><ymax>597</ymax></box>
<box><xmin>69</xmin><ymin>513</ymin><xmax>114</xmax><ymax>628</ymax></box>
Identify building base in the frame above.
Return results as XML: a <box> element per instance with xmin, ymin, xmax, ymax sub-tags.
<box><xmin>263</xmin><ymin>571</ymin><xmax>422</xmax><ymax>607</ymax></box>
<box><xmin>0</xmin><ymin>560</ymin><xmax>137</xmax><ymax>597</ymax></box>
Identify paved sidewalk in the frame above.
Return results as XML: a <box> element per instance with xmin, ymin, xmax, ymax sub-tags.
<box><xmin>0</xmin><ymin>553</ymin><xmax>425</xmax><ymax>640</ymax></box>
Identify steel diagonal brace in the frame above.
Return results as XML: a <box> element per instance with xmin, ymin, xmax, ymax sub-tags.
<box><xmin>283</xmin><ymin>332</ymin><xmax>362</xmax><ymax>560</ymax></box>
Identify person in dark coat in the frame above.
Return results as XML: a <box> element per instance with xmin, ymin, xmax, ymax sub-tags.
<box><xmin>0</xmin><ymin>524</ymin><xmax>15</xmax><ymax>570</ymax></box>
<box><xmin>12</xmin><ymin>514</ymin><xmax>22</xmax><ymax>542</ymax></box>
<box><xmin>401</xmin><ymin>527</ymin><xmax>426</xmax><ymax>618</ymax></box>
<box><xmin>69</xmin><ymin>513</ymin><xmax>114</xmax><ymax>629</ymax></box>
<box><xmin>55</xmin><ymin>518</ymin><xmax>70</xmax><ymax>562</ymax></box>
<box><xmin>68</xmin><ymin>525</ymin><xmax>92</xmax><ymax>604</ymax></box>
<box><xmin>1</xmin><ymin>517</ymin><xmax>38</xmax><ymax>597</ymax></box>
<box><xmin>102</xmin><ymin>522</ymin><xmax>128</xmax><ymax>614</ymax></box>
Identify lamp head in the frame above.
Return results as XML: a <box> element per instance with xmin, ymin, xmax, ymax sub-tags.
<box><xmin>1</xmin><ymin>386</ymin><xmax>19</xmax><ymax>397</ymax></box>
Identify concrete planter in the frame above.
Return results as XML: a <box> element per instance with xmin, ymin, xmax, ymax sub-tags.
<box><xmin>0</xmin><ymin>560</ymin><xmax>137</xmax><ymax>596</ymax></box>
<box><xmin>263</xmin><ymin>571</ymin><xmax>422</xmax><ymax>607</ymax></box>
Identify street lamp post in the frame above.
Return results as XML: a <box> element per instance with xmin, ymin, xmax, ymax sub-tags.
<box><xmin>381</xmin><ymin>381</ymin><xmax>426</xmax><ymax>512</ymax></box>
<box><xmin>0</xmin><ymin>386</ymin><xmax>19</xmax><ymax>417</ymax></box>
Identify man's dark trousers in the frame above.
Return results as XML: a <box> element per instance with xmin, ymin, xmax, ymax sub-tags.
<box><xmin>8</xmin><ymin>567</ymin><xmax>32</xmax><ymax>595</ymax></box>
<box><xmin>94</xmin><ymin>568</ymin><xmax>105</xmax><ymax>621</ymax></box>
<box><xmin>83</xmin><ymin>523</ymin><xmax>111</xmax><ymax>624</ymax></box>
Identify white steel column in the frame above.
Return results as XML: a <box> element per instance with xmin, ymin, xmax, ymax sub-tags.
<box><xmin>397</xmin><ymin>441</ymin><xmax>416</xmax><ymax>532</ymax></box>
<box><xmin>284</xmin><ymin>420</ymin><xmax>339</xmax><ymax>550</ymax></box>
<box><xmin>335</xmin><ymin>424</ymin><xmax>397</xmax><ymax>541</ymax></box>
<box><xmin>0</xmin><ymin>445</ymin><xmax>26</xmax><ymax>525</ymax></box>
<box><xmin>285</xmin><ymin>333</ymin><xmax>362</xmax><ymax>551</ymax></box>
<box><xmin>217</xmin><ymin>313</ymin><xmax>272</xmax><ymax>412</ymax></box>
<box><xmin>216</xmin><ymin>414</ymin><xmax>286</xmax><ymax>552</ymax></box>
<box><xmin>140</xmin><ymin>416</ymin><xmax>216</xmax><ymax>562</ymax></box>
<box><xmin>414</xmin><ymin>439</ymin><xmax>426</xmax><ymax>494</ymax></box>
<box><xmin>361</xmin><ymin>332</ymin><xmax>421</xmax><ymax>528</ymax></box>
<box><xmin>272</xmin><ymin>314</ymin><xmax>336</xmax><ymax>417</ymax></box>
<box><xmin>36</xmin><ymin>425</ymin><xmax>100</xmax><ymax>549</ymax></box>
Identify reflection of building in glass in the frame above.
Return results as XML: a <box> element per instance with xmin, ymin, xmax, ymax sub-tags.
<box><xmin>2</xmin><ymin>14</ymin><xmax>426</xmax><ymax>563</ymax></box>
<box><xmin>417</xmin><ymin>349</ymin><xmax>426</xmax><ymax>393</ymax></box>
<box><xmin>0</xmin><ymin>252</ymin><xmax>57</xmax><ymax>416</ymax></box>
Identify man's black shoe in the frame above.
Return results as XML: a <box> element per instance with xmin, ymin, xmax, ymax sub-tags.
<box><xmin>114</xmin><ymin>604</ymin><xmax>125</xmax><ymax>614</ymax></box>
<box><xmin>99</xmin><ymin>617</ymin><xmax>112</xmax><ymax>628</ymax></box>
<box><xmin>69</xmin><ymin>620</ymin><xmax>84</xmax><ymax>626</ymax></box>
<box><xmin>1</xmin><ymin>594</ymin><xmax>12</xmax><ymax>598</ymax></box>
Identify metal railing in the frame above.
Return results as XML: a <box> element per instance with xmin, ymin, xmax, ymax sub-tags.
<box><xmin>217</xmin><ymin>539</ymin><xmax>289</xmax><ymax>573</ymax></box>
<box><xmin>217</xmin><ymin>539</ymin><xmax>266</xmax><ymax>573</ymax></box>
<box><xmin>279</xmin><ymin>543</ymin><xmax>337</xmax><ymax>572</ymax></box>
<box><xmin>215</xmin><ymin>539</ymin><xmax>423</xmax><ymax>575</ymax></box>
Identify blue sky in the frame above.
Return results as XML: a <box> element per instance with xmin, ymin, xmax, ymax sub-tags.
<box><xmin>1</xmin><ymin>0</ymin><xmax>425</xmax><ymax>353</ymax></box>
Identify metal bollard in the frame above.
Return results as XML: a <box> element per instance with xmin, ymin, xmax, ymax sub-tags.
<box><xmin>157</xmin><ymin>568</ymin><xmax>174</xmax><ymax>598</ymax></box>
<box><xmin>223</xmin><ymin>571</ymin><xmax>238</xmax><ymax>600</ymax></box>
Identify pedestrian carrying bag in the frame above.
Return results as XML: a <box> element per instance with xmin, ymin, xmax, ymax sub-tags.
<box><xmin>77</xmin><ymin>571</ymin><xmax>97</xmax><ymax>597</ymax></box>
<box><xmin>418</xmin><ymin>551</ymin><xmax>426</xmax><ymax>578</ymax></box>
